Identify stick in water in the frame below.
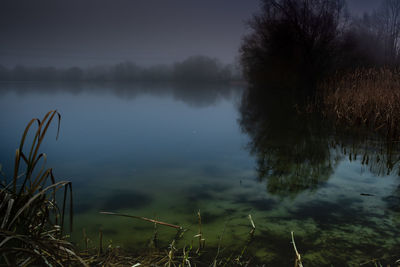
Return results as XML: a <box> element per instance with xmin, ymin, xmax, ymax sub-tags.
<box><xmin>100</xmin><ymin>211</ymin><xmax>182</xmax><ymax>229</ymax></box>
<box><xmin>291</xmin><ymin>231</ymin><xmax>303</xmax><ymax>267</ymax></box>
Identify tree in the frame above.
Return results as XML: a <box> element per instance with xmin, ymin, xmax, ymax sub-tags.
<box><xmin>374</xmin><ymin>0</ymin><xmax>400</xmax><ymax>64</ymax></box>
<box><xmin>0</xmin><ymin>65</ymin><xmax>10</xmax><ymax>81</ymax></box>
<box><xmin>64</xmin><ymin>67</ymin><xmax>84</xmax><ymax>81</ymax></box>
<box><xmin>336</xmin><ymin>13</ymin><xmax>386</xmax><ymax>68</ymax></box>
<box><xmin>173</xmin><ymin>56</ymin><xmax>227</xmax><ymax>82</ymax></box>
<box><xmin>112</xmin><ymin>62</ymin><xmax>141</xmax><ymax>81</ymax></box>
<box><xmin>240</xmin><ymin>0</ymin><xmax>346</xmax><ymax>94</ymax></box>
<box><xmin>12</xmin><ymin>65</ymin><xmax>30</xmax><ymax>81</ymax></box>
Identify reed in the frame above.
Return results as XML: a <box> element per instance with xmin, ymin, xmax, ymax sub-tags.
<box><xmin>291</xmin><ymin>231</ymin><xmax>303</xmax><ymax>267</ymax></box>
<box><xmin>0</xmin><ymin>110</ymin><xmax>86</xmax><ymax>266</ymax></box>
<box><xmin>319</xmin><ymin>67</ymin><xmax>400</xmax><ymax>140</ymax></box>
<box><xmin>94</xmin><ymin>210</ymin><xmax>260</xmax><ymax>266</ymax></box>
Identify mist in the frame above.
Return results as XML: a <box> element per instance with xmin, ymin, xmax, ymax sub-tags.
<box><xmin>2</xmin><ymin>1</ymin><xmax>400</xmax><ymax>266</ymax></box>
<box><xmin>0</xmin><ymin>0</ymin><xmax>380</xmax><ymax>68</ymax></box>
<box><xmin>0</xmin><ymin>0</ymin><xmax>259</xmax><ymax>68</ymax></box>
<box><xmin>0</xmin><ymin>56</ymin><xmax>242</xmax><ymax>82</ymax></box>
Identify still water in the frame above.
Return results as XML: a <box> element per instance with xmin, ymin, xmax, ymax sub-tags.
<box><xmin>0</xmin><ymin>82</ymin><xmax>399</xmax><ymax>266</ymax></box>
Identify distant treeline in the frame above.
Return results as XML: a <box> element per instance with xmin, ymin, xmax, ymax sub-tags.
<box><xmin>0</xmin><ymin>56</ymin><xmax>242</xmax><ymax>82</ymax></box>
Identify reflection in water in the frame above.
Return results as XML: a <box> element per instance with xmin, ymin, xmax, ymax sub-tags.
<box><xmin>239</xmin><ymin>82</ymin><xmax>400</xmax><ymax>197</ymax></box>
<box><xmin>238</xmin><ymin>82</ymin><xmax>400</xmax><ymax>265</ymax></box>
<box><xmin>331</xmin><ymin>129</ymin><xmax>400</xmax><ymax>177</ymax></box>
<box><xmin>239</xmin><ymin>84</ymin><xmax>336</xmax><ymax>196</ymax></box>
<box><xmin>2</xmin><ymin>81</ymin><xmax>400</xmax><ymax>265</ymax></box>
<box><xmin>0</xmin><ymin>81</ymin><xmax>241</xmax><ymax>108</ymax></box>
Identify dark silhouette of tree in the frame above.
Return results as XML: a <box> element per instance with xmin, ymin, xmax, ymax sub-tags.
<box><xmin>64</xmin><ymin>67</ymin><xmax>84</xmax><ymax>81</ymax></box>
<box><xmin>336</xmin><ymin>0</ymin><xmax>400</xmax><ymax>67</ymax></box>
<box><xmin>0</xmin><ymin>65</ymin><xmax>10</xmax><ymax>81</ymax></box>
<box><xmin>336</xmin><ymin>13</ymin><xmax>386</xmax><ymax>68</ymax></box>
<box><xmin>239</xmin><ymin>81</ymin><xmax>400</xmax><ymax>196</ymax></box>
<box><xmin>32</xmin><ymin>67</ymin><xmax>59</xmax><ymax>81</ymax></box>
<box><xmin>173</xmin><ymin>55</ymin><xmax>231</xmax><ymax>82</ymax></box>
<box><xmin>112</xmin><ymin>62</ymin><xmax>141</xmax><ymax>81</ymax></box>
<box><xmin>12</xmin><ymin>65</ymin><xmax>31</xmax><ymax>81</ymax></box>
<box><xmin>0</xmin><ymin>56</ymin><xmax>237</xmax><ymax>82</ymax></box>
<box><xmin>240</xmin><ymin>0</ymin><xmax>346</xmax><ymax>95</ymax></box>
<box><xmin>141</xmin><ymin>65</ymin><xmax>173</xmax><ymax>81</ymax></box>
<box><xmin>373</xmin><ymin>0</ymin><xmax>400</xmax><ymax>64</ymax></box>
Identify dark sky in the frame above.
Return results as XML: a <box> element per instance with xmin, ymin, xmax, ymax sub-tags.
<box><xmin>347</xmin><ymin>0</ymin><xmax>381</xmax><ymax>15</ymax></box>
<box><xmin>0</xmin><ymin>0</ymin><xmax>381</xmax><ymax>68</ymax></box>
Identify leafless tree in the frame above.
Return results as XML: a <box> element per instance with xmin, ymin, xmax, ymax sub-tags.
<box><xmin>373</xmin><ymin>0</ymin><xmax>400</xmax><ymax>63</ymax></box>
<box><xmin>240</xmin><ymin>0</ymin><xmax>346</xmax><ymax>92</ymax></box>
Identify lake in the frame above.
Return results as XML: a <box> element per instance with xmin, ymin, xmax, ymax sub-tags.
<box><xmin>0</xmin><ymin>82</ymin><xmax>399</xmax><ymax>266</ymax></box>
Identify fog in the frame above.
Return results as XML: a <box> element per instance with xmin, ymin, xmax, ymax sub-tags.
<box><xmin>0</xmin><ymin>0</ymin><xmax>380</xmax><ymax>68</ymax></box>
<box><xmin>0</xmin><ymin>56</ymin><xmax>242</xmax><ymax>82</ymax></box>
<box><xmin>0</xmin><ymin>0</ymin><xmax>259</xmax><ymax>68</ymax></box>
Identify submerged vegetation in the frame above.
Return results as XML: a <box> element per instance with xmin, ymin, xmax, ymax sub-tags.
<box><xmin>3</xmin><ymin>0</ymin><xmax>400</xmax><ymax>265</ymax></box>
<box><xmin>236</xmin><ymin>1</ymin><xmax>400</xmax><ymax>264</ymax></box>
<box><xmin>2</xmin><ymin>111</ymin><xmax>397</xmax><ymax>266</ymax></box>
<box><xmin>1</xmin><ymin>111</ymin><xmax>312</xmax><ymax>266</ymax></box>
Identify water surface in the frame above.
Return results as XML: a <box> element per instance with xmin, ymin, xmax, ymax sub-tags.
<box><xmin>0</xmin><ymin>82</ymin><xmax>399</xmax><ymax>266</ymax></box>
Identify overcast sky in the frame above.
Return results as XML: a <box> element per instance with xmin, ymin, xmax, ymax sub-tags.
<box><xmin>0</xmin><ymin>0</ymin><xmax>382</xmax><ymax>68</ymax></box>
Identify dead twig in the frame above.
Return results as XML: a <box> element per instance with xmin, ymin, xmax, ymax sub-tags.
<box><xmin>100</xmin><ymin>211</ymin><xmax>182</xmax><ymax>229</ymax></box>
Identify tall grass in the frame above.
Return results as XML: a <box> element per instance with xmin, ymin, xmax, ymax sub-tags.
<box><xmin>319</xmin><ymin>68</ymin><xmax>400</xmax><ymax>140</ymax></box>
<box><xmin>0</xmin><ymin>110</ymin><xmax>86</xmax><ymax>266</ymax></box>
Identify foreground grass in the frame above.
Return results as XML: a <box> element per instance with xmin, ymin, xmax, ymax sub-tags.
<box><xmin>78</xmin><ymin>212</ymin><xmax>261</xmax><ymax>266</ymax></box>
<box><xmin>319</xmin><ymin>67</ymin><xmax>400</xmax><ymax>140</ymax></box>
<box><xmin>0</xmin><ymin>111</ymin><xmax>85</xmax><ymax>266</ymax></box>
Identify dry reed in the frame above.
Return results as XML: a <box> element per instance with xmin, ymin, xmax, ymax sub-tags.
<box><xmin>319</xmin><ymin>67</ymin><xmax>400</xmax><ymax>140</ymax></box>
<box><xmin>0</xmin><ymin>110</ymin><xmax>86</xmax><ymax>266</ymax></box>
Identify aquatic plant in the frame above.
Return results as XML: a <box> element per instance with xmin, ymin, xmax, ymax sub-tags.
<box><xmin>319</xmin><ymin>67</ymin><xmax>400</xmax><ymax>140</ymax></box>
<box><xmin>90</xmin><ymin>210</ymin><xmax>259</xmax><ymax>266</ymax></box>
<box><xmin>0</xmin><ymin>110</ymin><xmax>85</xmax><ymax>266</ymax></box>
<box><xmin>291</xmin><ymin>232</ymin><xmax>303</xmax><ymax>267</ymax></box>
<box><xmin>317</xmin><ymin>67</ymin><xmax>400</xmax><ymax>175</ymax></box>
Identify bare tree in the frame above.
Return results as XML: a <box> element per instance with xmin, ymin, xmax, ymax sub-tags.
<box><xmin>240</xmin><ymin>0</ymin><xmax>346</xmax><ymax>93</ymax></box>
<box><xmin>374</xmin><ymin>0</ymin><xmax>400</xmax><ymax>63</ymax></box>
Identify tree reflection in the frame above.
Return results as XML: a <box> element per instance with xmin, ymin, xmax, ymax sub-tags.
<box><xmin>239</xmin><ymin>82</ymin><xmax>400</xmax><ymax>197</ymax></box>
<box><xmin>0</xmin><ymin>81</ymin><xmax>241</xmax><ymax>108</ymax></box>
<box><xmin>239</xmin><ymin>83</ymin><xmax>337</xmax><ymax>196</ymax></box>
<box><xmin>331</xmin><ymin>129</ymin><xmax>400</xmax><ymax>176</ymax></box>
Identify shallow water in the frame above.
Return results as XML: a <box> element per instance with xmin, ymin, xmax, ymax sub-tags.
<box><xmin>0</xmin><ymin>82</ymin><xmax>399</xmax><ymax>266</ymax></box>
